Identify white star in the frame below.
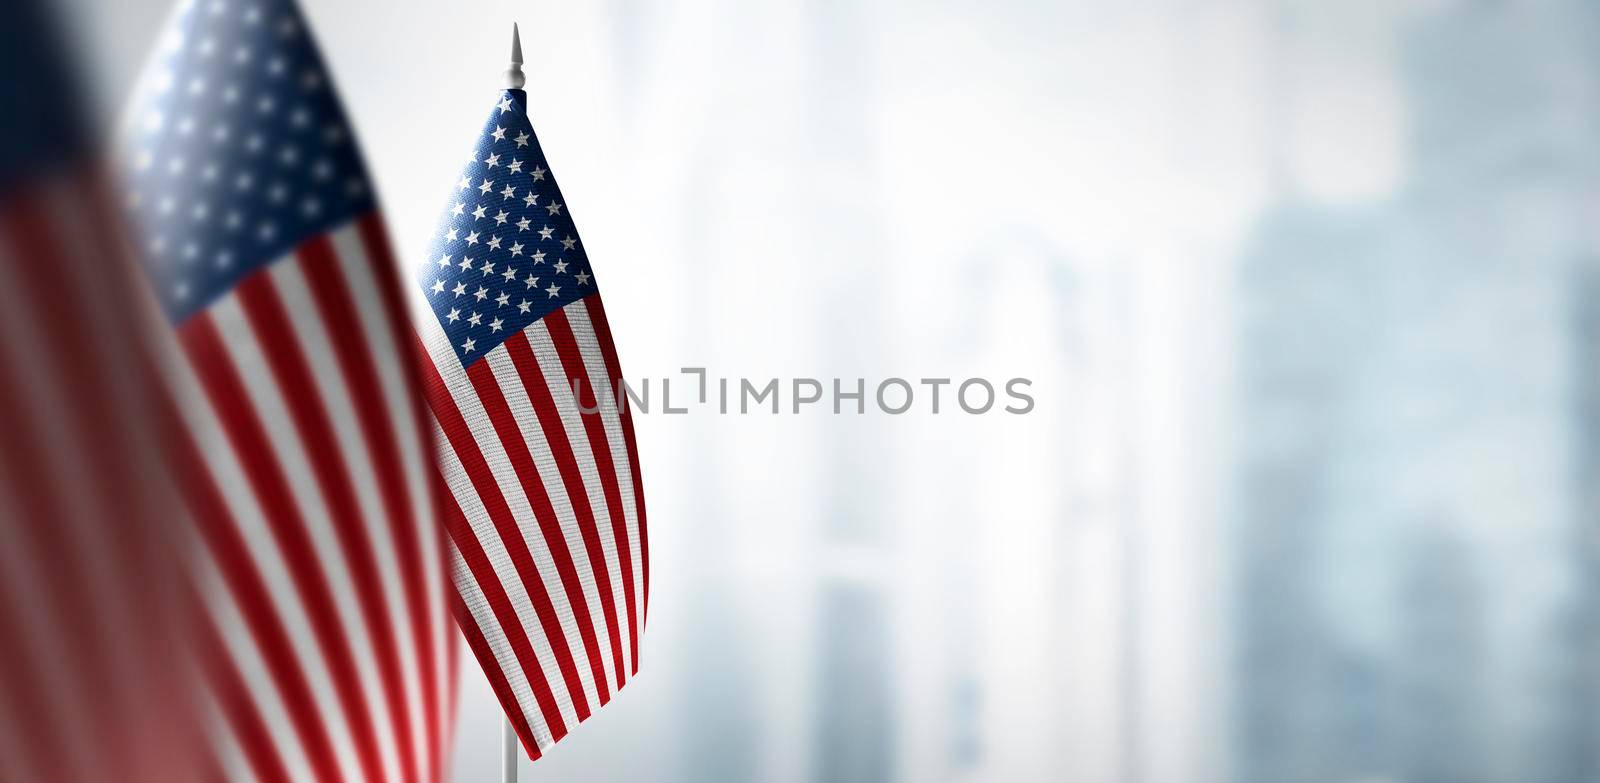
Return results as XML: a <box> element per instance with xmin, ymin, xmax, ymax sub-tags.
<box><xmin>452</xmin><ymin>282</ymin><xmax>467</xmax><ymax>297</ymax></box>
<box><xmin>514</xmin><ymin>131</ymin><xmax>530</xmax><ymax>148</ymax></box>
<box><xmin>445</xmin><ymin>228</ymin><xmax>459</xmax><ymax>242</ymax></box>
<box><xmin>490</xmin><ymin>317</ymin><xmax>505</xmax><ymax>333</ymax></box>
<box><xmin>554</xmin><ymin>260</ymin><xmax>569</xmax><ymax>274</ymax></box>
<box><xmin>518</xmin><ymin>299</ymin><xmax>532</xmax><ymax>314</ymax></box>
<box><xmin>480</xmin><ymin>259</ymin><xmax>495</xmax><ymax>276</ymax></box>
<box><xmin>478</xmin><ymin>179</ymin><xmax>493</xmax><ymax>195</ymax></box>
<box><xmin>431</xmin><ymin>279</ymin><xmax>445</xmax><ymax>294</ymax></box>
<box><xmin>438</xmin><ymin>254</ymin><xmax>452</xmax><ymax>268</ymax></box>
<box><xmin>491</xmin><ymin>126</ymin><xmax>507</xmax><ymax>142</ymax></box>
<box><xmin>474</xmin><ymin>286</ymin><xmax>489</xmax><ymax>301</ymax></box>
<box><xmin>546</xmin><ymin>284</ymin><xmax>562</xmax><ymax>298</ymax></box>
<box><xmin>465</xmin><ymin>231</ymin><xmax>480</xmax><ymax>246</ymax></box>
<box><xmin>524</xmin><ymin>274</ymin><xmax>539</xmax><ymax>288</ymax></box>
<box><xmin>446</xmin><ymin>307</ymin><xmax>461</xmax><ymax>323</ymax></box>
<box><xmin>517</xmin><ymin>217</ymin><xmax>532</xmax><ymax>232</ymax></box>
<box><xmin>451</xmin><ymin>202</ymin><xmax>465</xmax><ymax>216</ymax></box>
<box><xmin>494</xmin><ymin>211</ymin><xmax>509</xmax><ymax>226</ymax></box>
<box><xmin>546</xmin><ymin>202</ymin><xmax>563</xmax><ymax>216</ymax></box>
<box><xmin>508</xmin><ymin>159</ymin><xmax>524</xmax><ymax>174</ymax></box>
<box><xmin>495</xmin><ymin>292</ymin><xmax>510</xmax><ymax>307</ymax></box>
<box><xmin>530</xmin><ymin>166</ymin><xmax>547</xmax><ymax>181</ymax></box>
<box><xmin>484</xmin><ymin>153</ymin><xmax>501</xmax><ymax>169</ymax></box>
<box><xmin>501</xmin><ymin>184</ymin><xmax>516</xmax><ymax>200</ymax></box>
<box><xmin>532</xmin><ymin>250</ymin><xmax>547</xmax><ymax>265</ymax></box>
<box><xmin>561</xmin><ymin>236</ymin><xmax>577</xmax><ymax>251</ymax></box>
<box><xmin>458</xmin><ymin>256</ymin><xmax>474</xmax><ymax>272</ymax></box>
<box><xmin>523</xmin><ymin>192</ymin><xmax>539</xmax><ymax>208</ymax></box>
<box><xmin>468</xmin><ymin>311</ymin><xmax>482</xmax><ymax>327</ymax></box>
<box><xmin>462</xmin><ymin>337</ymin><xmax>477</xmax><ymax>352</ymax></box>
<box><xmin>509</xmin><ymin>242</ymin><xmax>525</xmax><ymax>257</ymax></box>
<box><xmin>472</xmin><ymin>204</ymin><xmax>488</xmax><ymax>220</ymax></box>
<box><xmin>498</xmin><ymin>96</ymin><xmax>514</xmax><ymax>114</ymax></box>
<box><xmin>575</xmin><ymin>271</ymin><xmax>591</xmax><ymax>286</ymax></box>
<box><xmin>539</xmin><ymin>226</ymin><xmax>555</xmax><ymax>240</ymax></box>
<box><xmin>502</xmin><ymin>267</ymin><xmax>518</xmax><ymax>283</ymax></box>
<box><xmin>458</xmin><ymin>175</ymin><xmax>470</xmax><ymax>191</ymax></box>
<box><xmin>488</xmin><ymin>236</ymin><xmax>503</xmax><ymax>251</ymax></box>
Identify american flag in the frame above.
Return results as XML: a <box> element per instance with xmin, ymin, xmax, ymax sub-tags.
<box><xmin>0</xmin><ymin>3</ymin><xmax>197</xmax><ymax>781</ymax></box>
<box><xmin>411</xmin><ymin>65</ymin><xmax>649</xmax><ymax>758</ymax></box>
<box><xmin>123</xmin><ymin>1</ymin><xmax>455</xmax><ymax>781</ymax></box>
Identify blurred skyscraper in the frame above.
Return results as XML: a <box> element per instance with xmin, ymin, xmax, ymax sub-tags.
<box><xmin>1233</xmin><ymin>1</ymin><xmax>1600</xmax><ymax>781</ymax></box>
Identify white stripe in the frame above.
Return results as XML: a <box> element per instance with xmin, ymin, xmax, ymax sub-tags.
<box><xmin>194</xmin><ymin>547</ymin><xmax>316</xmax><ymax>783</ymax></box>
<box><xmin>332</xmin><ymin>225</ymin><xmax>454</xmax><ymax>757</ymax></box>
<box><xmin>163</xmin><ymin>312</ymin><xmax>365</xmax><ymax>783</ymax></box>
<box><xmin>525</xmin><ymin>319</ymin><xmax>633</xmax><ymax>688</ymax></box>
<box><xmin>483</xmin><ymin>341</ymin><xmax>617</xmax><ymax>698</ymax></box>
<box><xmin>271</xmin><ymin>253</ymin><xmax>432</xmax><ymax>781</ymax></box>
<box><xmin>568</xmin><ymin>300</ymin><xmax>645</xmax><ymax>659</ymax></box>
<box><xmin>208</xmin><ymin>292</ymin><xmax>404</xmax><ymax>783</ymax></box>
<box><xmin>443</xmin><ymin>536</ymin><xmax>556</xmax><ymax>750</ymax></box>
<box><xmin>405</xmin><ymin>281</ymin><xmax>589</xmax><ymax>727</ymax></box>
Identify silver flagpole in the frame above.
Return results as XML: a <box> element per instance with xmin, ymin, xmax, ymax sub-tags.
<box><xmin>505</xmin><ymin>22</ymin><xmax>526</xmax><ymax>91</ymax></box>
<box><xmin>500</xmin><ymin>24</ymin><xmax>525</xmax><ymax>783</ymax></box>
<box><xmin>502</xmin><ymin>715</ymin><xmax>519</xmax><ymax>783</ymax></box>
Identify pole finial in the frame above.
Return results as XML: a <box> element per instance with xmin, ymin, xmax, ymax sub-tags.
<box><xmin>504</xmin><ymin>23</ymin><xmax>526</xmax><ymax>90</ymax></box>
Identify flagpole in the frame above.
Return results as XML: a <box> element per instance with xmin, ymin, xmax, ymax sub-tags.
<box><xmin>505</xmin><ymin>23</ymin><xmax>526</xmax><ymax>91</ymax></box>
<box><xmin>502</xmin><ymin>715</ymin><xmax>519</xmax><ymax>783</ymax></box>
<box><xmin>499</xmin><ymin>28</ymin><xmax>527</xmax><ymax>783</ymax></box>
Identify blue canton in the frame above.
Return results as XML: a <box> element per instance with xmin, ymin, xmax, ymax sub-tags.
<box><xmin>419</xmin><ymin>90</ymin><xmax>595</xmax><ymax>366</ymax></box>
<box><xmin>124</xmin><ymin>0</ymin><xmax>375</xmax><ymax>324</ymax></box>
<box><xmin>0</xmin><ymin>0</ymin><xmax>89</xmax><ymax>192</ymax></box>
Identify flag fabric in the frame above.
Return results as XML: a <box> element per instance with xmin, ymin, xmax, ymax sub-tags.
<box><xmin>123</xmin><ymin>1</ymin><xmax>455</xmax><ymax>781</ymax></box>
<box><xmin>411</xmin><ymin>86</ymin><xmax>649</xmax><ymax>759</ymax></box>
<box><xmin>0</xmin><ymin>3</ymin><xmax>197</xmax><ymax>781</ymax></box>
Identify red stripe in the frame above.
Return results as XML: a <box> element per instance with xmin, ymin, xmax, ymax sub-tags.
<box><xmin>582</xmin><ymin>296</ymin><xmax>650</xmax><ymax>635</ymax></box>
<box><xmin>297</xmin><ymin>237</ymin><xmax>440</xmax><ymax>781</ymax></box>
<box><xmin>412</xmin><ymin>329</ymin><xmax>587</xmax><ymax>728</ymax></box>
<box><xmin>434</xmin><ymin>470</ymin><xmax>569</xmax><ymax>740</ymax></box>
<box><xmin>179</xmin><ymin>311</ymin><xmax>387</xmax><ymax>783</ymax></box>
<box><xmin>503</xmin><ymin>330</ymin><xmax>626</xmax><ymax>693</ymax></box>
<box><xmin>155</xmin><ymin>389</ymin><xmax>349</xmax><ymax>783</ymax></box>
<box><xmin>464</xmin><ymin>351</ymin><xmax>609</xmax><ymax>707</ymax></box>
<box><xmin>190</xmin><ymin>589</ymin><xmax>295</xmax><ymax>783</ymax></box>
<box><xmin>543</xmin><ymin>308</ymin><xmax>639</xmax><ymax>674</ymax></box>
<box><xmin>236</xmin><ymin>271</ymin><xmax>418</xmax><ymax>783</ymax></box>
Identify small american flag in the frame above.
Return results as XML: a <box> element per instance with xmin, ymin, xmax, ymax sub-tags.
<box><xmin>411</xmin><ymin>53</ymin><xmax>650</xmax><ymax>759</ymax></box>
<box><xmin>123</xmin><ymin>1</ymin><xmax>455</xmax><ymax>781</ymax></box>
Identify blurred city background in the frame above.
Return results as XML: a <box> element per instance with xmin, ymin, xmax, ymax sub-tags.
<box><xmin>54</xmin><ymin>0</ymin><xmax>1600</xmax><ymax>780</ymax></box>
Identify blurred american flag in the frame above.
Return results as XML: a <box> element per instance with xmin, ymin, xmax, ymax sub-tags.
<box><xmin>0</xmin><ymin>1</ymin><xmax>197</xmax><ymax>781</ymax></box>
<box><xmin>122</xmin><ymin>0</ymin><xmax>455</xmax><ymax>780</ymax></box>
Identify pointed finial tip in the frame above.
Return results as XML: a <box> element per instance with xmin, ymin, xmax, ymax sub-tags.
<box><xmin>505</xmin><ymin>23</ymin><xmax>526</xmax><ymax>89</ymax></box>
